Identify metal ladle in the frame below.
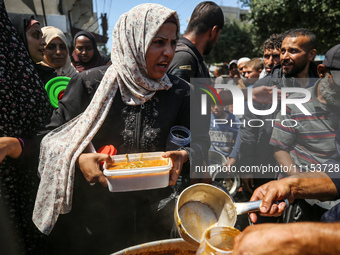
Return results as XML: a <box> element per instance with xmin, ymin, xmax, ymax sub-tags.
<box><xmin>174</xmin><ymin>183</ymin><xmax>288</xmax><ymax>247</ymax></box>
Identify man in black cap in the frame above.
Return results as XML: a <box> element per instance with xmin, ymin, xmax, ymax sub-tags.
<box><xmin>323</xmin><ymin>44</ymin><xmax>340</xmax><ymax>86</ymax></box>
<box><xmin>232</xmin><ymin>45</ymin><xmax>340</xmax><ymax>255</ymax></box>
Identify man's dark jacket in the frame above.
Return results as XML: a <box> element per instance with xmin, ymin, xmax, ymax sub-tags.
<box><xmin>167</xmin><ymin>37</ymin><xmax>210</xmax><ymax>82</ymax></box>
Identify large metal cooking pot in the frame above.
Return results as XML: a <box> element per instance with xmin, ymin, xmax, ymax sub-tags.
<box><xmin>112</xmin><ymin>238</ymin><xmax>196</xmax><ymax>255</ymax></box>
<box><xmin>208</xmin><ymin>150</ymin><xmax>241</xmax><ymax>197</ymax></box>
<box><xmin>174</xmin><ymin>183</ymin><xmax>263</xmax><ymax>247</ymax></box>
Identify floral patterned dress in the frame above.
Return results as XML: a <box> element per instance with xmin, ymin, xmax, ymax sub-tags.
<box><xmin>0</xmin><ymin>1</ymin><xmax>52</xmax><ymax>253</ymax></box>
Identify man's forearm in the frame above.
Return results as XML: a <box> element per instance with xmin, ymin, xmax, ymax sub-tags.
<box><xmin>285</xmin><ymin>172</ymin><xmax>338</xmax><ymax>201</ymax></box>
<box><xmin>300</xmin><ymin>222</ymin><xmax>340</xmax><ymax>254</ymax></box>
<box><xmin>233</xmin><ymin>222</ymin><xmax>340</xmax><ymax>254</ymax></box>
<box><xmin>274</xmin><ymin>147</ymin><xmax>339</xmax><ymax>200</ymax></box>
<box><xmin>274</xmin><ymin>148</ymin><xmax>297</xmax><ymax>175</ymax></box>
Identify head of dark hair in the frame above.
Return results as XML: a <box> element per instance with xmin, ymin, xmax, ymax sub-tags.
<box><xmin>215</xmin><ymin>65</ymin><xmax>227</xmax><ymax>75</ymax></box>
<box><xmin>282</xmin><ymin>28</ymin><xmax>317</xmax><ymax>50</ymax></box>
<box><xmin>185</xmin><ymin>1</ymin><xmax>224</xmax><ymax>35</ymax></box>
<box><xmin>262</xmin><ymin>34</ymin><xmax>283</xmax><ymax>52</ymax></box>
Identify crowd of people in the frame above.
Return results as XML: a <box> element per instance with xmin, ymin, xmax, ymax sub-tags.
<box><xmin>207</xmin><ymin>16</ymin><xmax>340</xmax><ymax>255</ymax></box>
<box><xmin>1</xmin><ymin>0</ymin><xmax>340</xmax><ymax>254</ymax></box>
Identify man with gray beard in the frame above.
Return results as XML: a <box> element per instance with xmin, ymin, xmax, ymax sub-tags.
<box><xmin>270</xmin><ymin>44</ymin><xmax>340</xmax><ymax>222</ymax></box>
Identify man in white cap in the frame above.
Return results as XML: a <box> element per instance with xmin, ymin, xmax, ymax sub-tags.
<box><xmin>237</xmin><ymin>57</ymin><xmax>250</xmax><ymax>78</ymax></box>
<box><xmin>227</xmin><ymin>59</ymin><xmax>246</xmax><ymax>89</ymax></box>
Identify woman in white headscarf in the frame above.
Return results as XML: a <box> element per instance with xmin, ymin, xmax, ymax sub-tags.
<box><xmin>33</xmin><ymin>3</ymin><xmax>209</xmax><ymax>254</ymax></box>
<box><xmin>40</xmin><ymin>26</ymin><xmax>78</xmax><ymax>78</ymax></box>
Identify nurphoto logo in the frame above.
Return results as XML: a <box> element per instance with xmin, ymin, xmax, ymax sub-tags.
<box><xmin>204</xmin><ymin>84</ymin><xmax>312</xmax><ymax>116</ymax></box>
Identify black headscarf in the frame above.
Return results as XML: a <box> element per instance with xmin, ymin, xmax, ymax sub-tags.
<box><xmin>71</xmin><ymin>30</ymin><xmax>107</xmax><ymax>72</ymax></box>
<box><xmin>1</xmin><ymin>7</ymin><xmax>52</xmax><ymax>138</ymax></box>
<box><xmin>7</xmin><ymin>13</ymin><xmax>34</xmax><ymax>50</ymax></box>
<box><xmin>7</xmin><ymin>13</ymin><xmax>57</xmax><ymax>84</ymax></box>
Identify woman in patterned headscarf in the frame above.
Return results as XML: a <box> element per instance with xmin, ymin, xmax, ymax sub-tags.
<box><xmin>33</xmin><ymin>3</ymin><xmax>209</xmax><ymax>254</ymax></box>
<box><xmin>0</xmin><ymin>0</ymin><xmax>53</xmax><ymax>254</ymax></box>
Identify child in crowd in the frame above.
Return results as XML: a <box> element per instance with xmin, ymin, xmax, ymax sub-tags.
<box><xmin>243</xmin><ymin>58</ymin><xmax>264</xmax><ymax>87</ymax></box>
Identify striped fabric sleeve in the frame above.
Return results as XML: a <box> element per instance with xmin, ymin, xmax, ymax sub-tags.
<box><xmin>324</xmin><ymin>158</ymin><xmax>340</xmax><ymax>198</ymax></box>
<box><xmin>270</xmin><ymin>108</ymin><xmax>296</xmax><ymax>149</ymax></box>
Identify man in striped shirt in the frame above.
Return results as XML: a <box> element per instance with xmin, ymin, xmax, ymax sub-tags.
<box><xmin>231</xmin><ymin>45</ymin><xmax>340</xmax><ymax>254</ymax></box>
<box><xmin>270</xmin><ymin>51</ymin><xmax>340</xmax><ymax>175</ymax></box>
<box><xmin>270</xmin><ymin>44</ymin><xmax>340</xmax><ymax>220</ymax></box>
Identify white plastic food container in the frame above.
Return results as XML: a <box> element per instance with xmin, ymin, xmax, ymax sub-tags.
<box><xmin>103</xmin><ymin>152</ymin><xmax>172</xmax><ymax>192</ymax></box>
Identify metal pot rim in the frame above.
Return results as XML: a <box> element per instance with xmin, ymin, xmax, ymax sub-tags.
<box><xmin>112</xmin><ymin>238</ymin><xmax>196</xmax><ymax>254</ymax></box>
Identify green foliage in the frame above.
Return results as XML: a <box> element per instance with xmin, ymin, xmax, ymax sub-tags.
<box><xmin>239</xmin><ymin>0</ymin><xmax>340</xmax><ymax>54</ymax></box>
<box><xmin>205</xmin><ymin>21</ymin><xmax>260</xmax><ymax>64</ymax></box>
